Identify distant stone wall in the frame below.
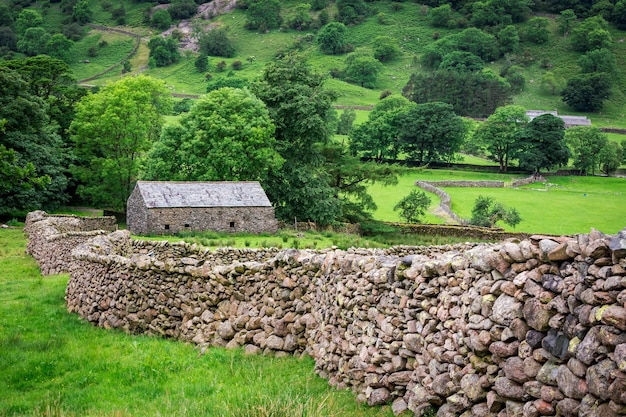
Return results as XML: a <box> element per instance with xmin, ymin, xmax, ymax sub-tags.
<box><xmin>24</xmin><ymin>211</ymin><xmax>117</xmax><ymax>276</ymax></box>
<box><xmin>54</xmin><ymin>213</ymin><xmax>626</xmax><ymax>417</ymax></box>
<box><xmin>415</xmin><ymin>181</ymin><xmax>465</xmax><ymax>224</ymax></box>
<box><xmin>420</xmin><ymin>180</ymin><xmax>505</xmax><ymax>188</ymax></box>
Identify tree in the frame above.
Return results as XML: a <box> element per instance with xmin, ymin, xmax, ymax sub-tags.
<box><xmin>0</xmin><ymin>26</ymin><xmax>17</xmax><ymax>52</ymax></box>
<box><xmin>15</xmin><ymin>9</ymin><xmax>42</xmax><ymax>35</ymax></box>
<box><xmin>598</xmin><ymin>141</ymin><xmax>624</xmax><ymax>175</ymax></box>
<box><xmin>349</xmin><ymin>96</ymin><xmax>412</xmax><ymax>161</ymax></box>
<box><xmin>556</xmin><ymin>9</ymin><xmax>576</xmax><ymax>36</ymax></box>
<box><xmin>168</xmin><ymin>1</ymin><xmax>197</xmax><ymax>19</ymax></box>
<box><xmin>0</xmin><ymin>4</ymin><xmax>13</xmax><ymax>27</ymax></box>
<box><xmin>612</xmin><ymin>0</ymin><xmax>626</xmax><ymax>30</ymax></box>
<box><xmin>0</xmin><ymin>55</ymin><xmax>84</xmax><ymax>146</ymax></box>
<box><xmin>372</xmin><ymin>36</ymin><xmax>400</xmax><ymax>62</ymax></box>
<box><xmin>287</xmin><ymin>3</ymin><xmax>313</xmax><ymax>30</ymax></box>
<box><xmin>0</xmin><ymin>67</ymin><xmax>68</xmax><ymax>214</ymax></box>
<box><xmin>439</xmin><ymin>51</ymin><xmax>484</xmax><ymax>72</ymax></box>
<box><xmin>251</xmin><ymin>54</ymin><xmax>341</xmax><ymax>224</ymax></box>
<box><xmin>541</xmin><ymin>71</ymin><xmax>564</xmax><ymax>95</ymax></box>
<box><xmin>142</xmin><ymin>88</ymin><xmax>282</xmax><ymax>183</ymax></box>
<box><xmin>199</xmin><ymin>28</ymin><xmax>235</xmax><ymax>58</ymax></box>
<box><xmin>570</xmin><ymin>16</ymin><xmax>612</xmax><ymax>51</ymax></box>
<box><xmin>344</xmin><ymin>52</ymin><xmax>383</xmax><ymax>88</ymax></box>
<box><xmin>514</xmin><ymin>114</ymin><xmax>570</xmax><ymax>173</ymax></box>
<box><xmin>195</xmin><ymin>53</ymin><xmax>208</xmax><ymax>72</ymax></box>
<box><xmin>70</xmin><ymin>75</ymin><xmax>172</xmax><ymax>211</ymax></box>
<box><xmin>245</xmin><ymin>0</ymin><xmax>282</xmax><ymax>31</ymax></box>
<box><xmin>470</xmin><ymin>195</ymin><xmax>521</xmax><ymax>228</ymax></box>
<box><xmin>17</xmin><ymin>27</ymin><xmax>50</xmax><ymax>56</ymax></box>
<box><xmin>148</xmin><ymin>36</ymin><xmax>180</xmax><ymax>67</ymax></box>
<box><xmin>322</xmin><ymin>142</ymin><xmax>399</xmax><ymax>222</ymax></box>
<box><xmin>473</xmin><ymin>105</ymin><xmax>528</xmax><ymax>171</ymax></box>
<box><xmin>429</xmin><ymin>4</ymin><xmax>454</xmax><ymax>28</ymax></box>
<box><xmin>497</xmin><ymin>25</ymin><xmax>520</xmax><ymax>53</ymax></box>
<box><xmin>46</xmin><ymin>34</ymin><xmax>74</xmax><ymax>62</ymax></box>
<box><xmin>72</xmin><ymin>0</ymin><xmax>93</xmax><ymax>24</ymax></box>
<box><xmin>578</xmin><ymin>48</ymin><xmax>617</xmax><ymax>74</ymax></box>
<box><xmin>565</xmin><ymin>126</ymin><xmax>608</xmax><ymax>175</ymax></box>
<box><xmin>523</xmin><ymin>17</ymin><xmax>550</xmax><ymax>44</ymax></box>
<box><xmin>150</xmin><ymin>9</ymin><xmax>172</xmax><ymax>31</ymax></box>
<box><xmin>562</xmin><ymin>73</ymin><xmax>612</xmax><ymax>112</ymax></box>
<box><xmin>336</xmin><ymin>108</ymin><xmax>356</xmax><ymax>135</ymax></box>
<box><xmin>317</xmin><ymin>22</ymin><xmax>348</xmax><ymax>55</ymax></box>
<box><xmin>398</xmin><ymin>102</ymin><xmax>467</xmax><ymax>164</ymax></box>
<box><xmin>336</xmin><ymin>0</ymin><xmax>368</xmax><ymax>25</ymax></box>
<box><xmin>403</xmin><ymin>69</ymin><xmax>513</xmax><ymax>118</ymax></box>
<box><xmin>394</xmin><ymin>190</ymin><xmax>432</xmax><ymax>223</ymax></box>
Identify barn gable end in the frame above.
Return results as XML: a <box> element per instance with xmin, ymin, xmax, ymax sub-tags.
<box><xmin>126</xmin><ymin>181</ymin><xmax>278</xmax><ymax>235</ymax></box>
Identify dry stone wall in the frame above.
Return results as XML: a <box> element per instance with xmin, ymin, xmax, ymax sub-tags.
<box><xmin>24</xmin><ymin>211</ymin><xmax>117</xmax><ymax>276</ymax></box>
<box><xmin>27</xmin><ymin>214</ymin><xmax>626</xmax><ymax>416</ymax></box>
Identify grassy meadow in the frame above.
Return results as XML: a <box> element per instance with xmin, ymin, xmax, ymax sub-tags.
<box><xmin>48</xmin><ymin>0</ymin><xmax>626</xmax><ymax>125</ymax></box>
<box><xmin>0</xmin><ymin>227</ymin><xmax>405</xmax><ymax>417</ymax></box>
<box><xmin>368</xmin><ymin>169</ymin><xmax>626</xmax><ymax>236</ymax></box>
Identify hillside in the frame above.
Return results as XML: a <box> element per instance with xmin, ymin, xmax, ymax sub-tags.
<box><xmin>4</xmin><ymin>0</ymin><xmax>624</xmax><ymax>127</ymax></box>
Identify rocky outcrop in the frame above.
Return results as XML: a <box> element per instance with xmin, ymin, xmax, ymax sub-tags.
<box><xmin>26</xmin><ymin>213</ymin><xmax>626</xmax><ymax>416</ymax></box>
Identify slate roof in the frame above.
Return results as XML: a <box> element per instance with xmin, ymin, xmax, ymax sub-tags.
<box><xmin>134</xmin><ymin>181</ymin><xmax>272</xmax><ymax>208</ymax></box>
<box><xmin>526</xmin><ymin>110</ymin><xmax>591</xmax><ymax>127</ymax></box>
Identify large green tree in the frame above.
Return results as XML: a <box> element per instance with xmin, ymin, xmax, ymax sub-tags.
<box><xmin>344</xmin><ymin>52</ymin><xmax>383</xmax><ymax>88</ymax></box>
<box><xmin>514</xmin><ymin>114</ymin><xmax>570</xmax><ymax>173</ymax></box>
<box><xmin>251</xmin><ymin>54</ymin><xmax>341</xmax><ymax>224</ymax></box>
<box><xmin>561</xmin><ymin>73</ymin><xmax>612</xmax><ymax>112</ymax></box>
<box><xmin>398</xmin><ymin>102</ymin><xmax>467</xmax><ymax>164</ymax></box>
<box><xmin>403</xmin><ymin>69</ymin><xmax>513</xmax><ymax>118</ymax></box>
<box><xmin>142</xmin><ymin>88</ymin><xmax>282</xmax><ymax>182</ymax></box>
<box><xmin>349</xmin><ymin>95</ymin><xmax>412</xmax><ymax>162</ymax></box>
<box><xmin>245</xmin><ymin>0</ymin><xmax>282</xmax><ymax>31</ymax></box>
<box><xmin>322</xmin><ymin>142</ymin><xmax>399</xmax><ymax>222</ymax></box>
<box><xmin>0</xmin><ymin>67</ymin><xmax>67</xmax><ymax>215</ymax></box>
<box><xmin>70</xmin><ymin>75</ymin><xmax>172</xmax><ymax>211</ymax></box>
<box><xmin>473</xmin><ymin>105</ymin><xmax>528</xmax><ymax>171</ymax></box>
<box><xmin>565</xmin><ymin>126</ymin><xmax>608</xmax><ymax>175</ymax></box>
<box><xmin>317</xmin><ymin>22</ymin><xmax>348</xmax><ymax>55</ymax></box>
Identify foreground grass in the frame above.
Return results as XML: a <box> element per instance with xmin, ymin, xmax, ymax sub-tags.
<box><xmin>0</xmin><ymin>228</ymin><xmax>400</xmax><ymax>417</ymax></box>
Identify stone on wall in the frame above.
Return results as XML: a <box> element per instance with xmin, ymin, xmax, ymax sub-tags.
<box><xmin>25</xmin><ymin>212</ymin><xmax>626</xmax><ymax>416</ymax></box>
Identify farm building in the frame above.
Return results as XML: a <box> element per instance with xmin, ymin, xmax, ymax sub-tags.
<box><xmin>526</xmin><ymin>110</ymin><xmax>591</xmax><ymax>128</ymax></box>
<box><xmin>126</xmin><ymin>181</ymin><xmax>278</xmax><ymax>235</ymax></box>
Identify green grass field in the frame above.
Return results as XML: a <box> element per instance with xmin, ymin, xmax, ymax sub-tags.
<box><xmin>0</xmin><ymin>228</ymin><xmax>401</xmax><ymax>417</ymax></box>
<box><xmin>369</xmin><ymin>169</ymin><xmax>626</xmax><ymax>235</ymax></box>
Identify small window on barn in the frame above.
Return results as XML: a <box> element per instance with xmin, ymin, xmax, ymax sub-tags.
<box><xmin>184</xmin><ymin>223</ymin><xmax>190</xmax><ymax>228</ymax></box>
<box><xmin>229</xmin><ymin>221</ymin><xmax>235</xmax><ymax>228</ymax></box>
<box><xmin>164</xmin><ymin>224</ymin><xmax>170</xmax><ymax>230</ymax></box>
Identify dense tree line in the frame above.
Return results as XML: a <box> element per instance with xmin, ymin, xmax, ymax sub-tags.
<box><xmin>1</xmin><ymin>0</ymin><xmax>625</xmax><ymax>223</ymax></box>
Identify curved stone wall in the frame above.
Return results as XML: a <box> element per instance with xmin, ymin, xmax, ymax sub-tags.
<box><xmin>24</xmin><ymin>211</ymin><xmax>117</xmax><ymax>276</ymax></box>
<box><xmin>55</xmin><ymin>218</ymin><xmax>626</xmax><ymax>417</ymax></box>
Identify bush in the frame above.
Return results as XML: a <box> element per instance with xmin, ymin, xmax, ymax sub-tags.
<box><xmin>469</xmin><ymin>196</ymin><xmax>521</xmax><ymax>228</ymax></box>
<box><xmin>393</xmin><ymin>190</ymin><xmax>431</xmax><ymax>224</ymax></box>
<box><xmin>150</xmin><ymin>9</ymin><xmax>172</xmax><ymax>31</ymax></box>
<box><xmin>199</xmin><ymin>28</ymin><xmax>235</xmax><ymax>57</ymax></box>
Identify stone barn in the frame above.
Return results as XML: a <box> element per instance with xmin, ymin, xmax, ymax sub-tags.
<box><xmin>126</xmin><ymin>181</ymin><xmax>278</xmax><ymax>235</ymax></box>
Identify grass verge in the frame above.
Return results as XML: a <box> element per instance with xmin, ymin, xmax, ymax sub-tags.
<box><xmin>1</xmin><ymin>227</ymin><xmax>403</xmax><ymax>417</ymax></box>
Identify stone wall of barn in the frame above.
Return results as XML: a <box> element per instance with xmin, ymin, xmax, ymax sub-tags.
<box><xmin>25</xmin><ymin>214</ymin><xmax>626</xmax><ymax>416</ymax></box>
<box><xmin>24</xmin><ymin>211</ymin><xmax>117</xmax><ymax>276</ymax></box>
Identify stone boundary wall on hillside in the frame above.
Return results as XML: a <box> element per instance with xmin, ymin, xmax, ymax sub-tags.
<box><xmin>389</xmin><ymin>223</ymin><xmax>531</xmax><ymax>241</ymax></box>
<box><xmin>420</xmin><ymin>180</ymin><xmax>505</xmax><ymax>188</ymax></box>
<box><xmin>24</xmin><ymin>211</ymin><xmax>117</xmax><ymax>276</ymax></box>
<box><xmin>415</xmin><ymin>181</ymin><xmax>465</xmax><ymax>225</ymax></box>
<box><xmin>39</xmin><ymin>210</ymin><xmax>626</xmax><ymax>417</ymax></box>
